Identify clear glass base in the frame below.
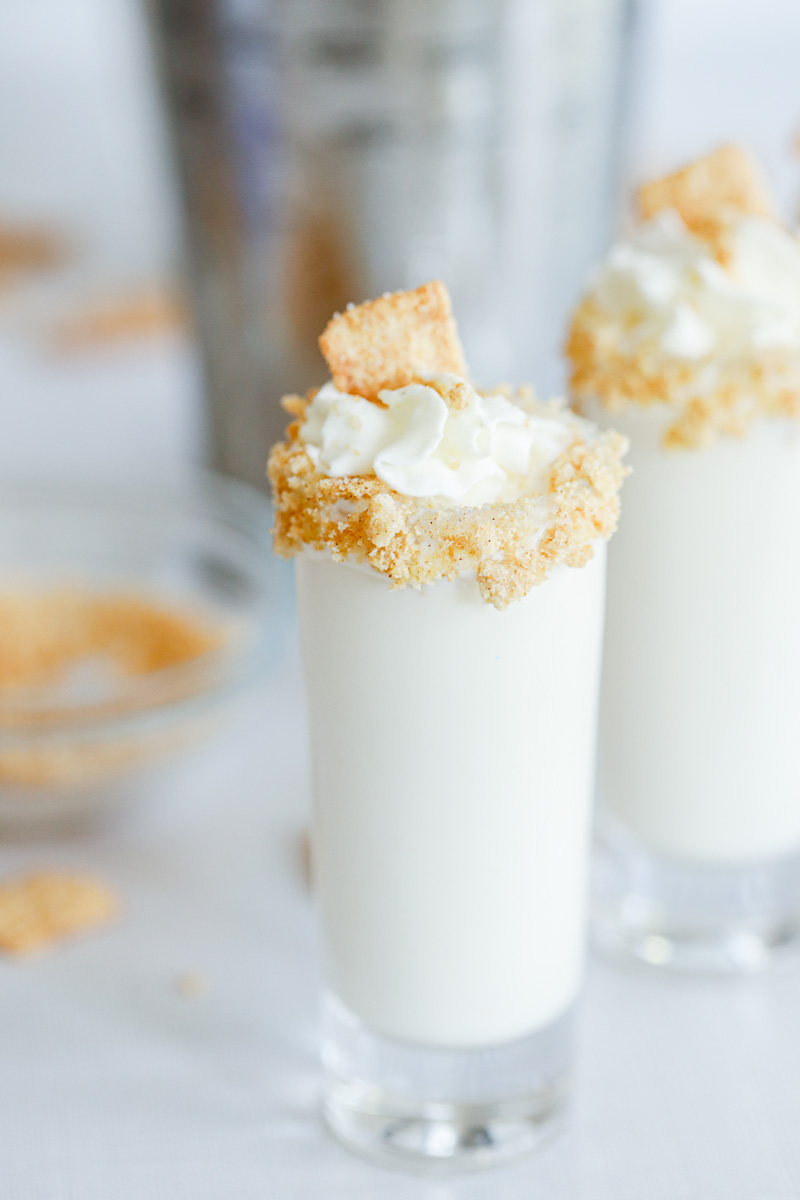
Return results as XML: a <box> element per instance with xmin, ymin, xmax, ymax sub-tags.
<box><xmin>320</xmin><ymin>992</ymin><xmax>571</xmax><ymax>1174</ymax></box>
<box><xmin>593</xmin><ymin>815</ymin><xmax>800</xmax><ymax>975</ymax></box>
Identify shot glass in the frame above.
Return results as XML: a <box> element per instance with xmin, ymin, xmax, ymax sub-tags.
<box><xmin>296</xmin><ymin>547</ymin><xmax>607</xmax><ymax>1171</ymax></box>
<box><xmin>590</xmin><ymin>407</ymin><xmax>800</xmax><ymax>974</ymax></box>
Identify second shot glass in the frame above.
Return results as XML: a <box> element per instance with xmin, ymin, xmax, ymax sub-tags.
<box><xmin>567</xmin><ymin>146</ymin><xmax>800</xmax><ymax>973</ymax></box>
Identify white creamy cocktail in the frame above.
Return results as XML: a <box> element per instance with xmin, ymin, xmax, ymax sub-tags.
<box><xmin>270</xmin><ymin>281</ymin><xmax>626</xmax><ymax>1170</ymax></box>
<box><xmin>568</xmin><ymin>146</ymin><xmax>800</xmax><ymax>972</ymax></box>
<box><xmin>298</xmin><ymin>552</ymin><xmax>606</xmax><ymax>1049</ymax></box>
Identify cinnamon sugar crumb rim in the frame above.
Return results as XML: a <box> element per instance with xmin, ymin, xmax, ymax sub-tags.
<box><xmin>567</xmin><ymin>299</ymin><xmax>800</xmax><ymax>450</ymax></box>
<box><xmin>269</xmin><ymin>388</ymin><xmax>627</xmax><ymax>610</ymax></box>
<box><xmin>272</xmin><ymin>281</ymin><xmax>627</xmax><ymax>606</ymax></box>
<box><xmin>567</xmin><ymin>146</ymin><xmax>800</xmax><ymax>449</ymax></box>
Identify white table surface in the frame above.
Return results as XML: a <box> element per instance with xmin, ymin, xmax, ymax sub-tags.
<box><xmin>4</xmin><ymin>619</ymin><xmax>800</xmax><ymax>1200</ymax></box>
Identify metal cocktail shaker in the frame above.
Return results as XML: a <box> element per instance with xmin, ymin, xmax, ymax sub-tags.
<box><xmin>150</xmin><ymin>0</ymin><xmax>640</xmax><ymax>488</ymax></box>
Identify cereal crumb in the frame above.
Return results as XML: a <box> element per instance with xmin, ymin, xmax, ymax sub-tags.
<box><xmin>0</xmin><ymin>871</ymin><xmax>119</xmax><ymax>955</ymax></box>
<box><xmin>175</xmin><ymin>971</ymin><xmax>208</xmax><ymax>998</ymax></box>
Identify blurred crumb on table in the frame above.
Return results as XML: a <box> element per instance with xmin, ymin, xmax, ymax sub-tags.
<box><xmin>0</xmin><ymin>223</ymin><xmax>66</xmax><ymax>274</ymax></box>
<box><xmin>175</xmin><ymin>971</ymin><xmax>208</xmax><ymax>998</ymax></box>
<box><xmin>0</xmin><ymin>871</ymin><xmax>119</xmax><ymax>955</ymax></box>
<box><xmin>50</xmin><ymin>284</ymin><xmax>188</xmax><ymax>353</ymax></box>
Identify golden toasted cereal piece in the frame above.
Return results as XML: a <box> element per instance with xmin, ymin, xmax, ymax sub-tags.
<box><xmin>638</xmin><ymin>144</ymin><xmax>775</xmax><ymax>241</ymax></box>
<box><xmin>318</xmin><ymin>280</ymin><xmax>468</xmax><ymax>403</ymax></box>
<box><xmin>0</xmin><ymin>872</ymin><xmax>119</xmax><ymax>955</ymax></box>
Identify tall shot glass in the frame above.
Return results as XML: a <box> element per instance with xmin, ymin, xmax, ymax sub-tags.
<box><xmin>296</xmin><ymin>546</ymin><xmax>607</xmax><ymax>1172</ymax></box>
<box><xmin>565</xmin><ymin>145</ymin><xmax>800</xmax><ymax>975</ymax></box>
<box><xmin>590</xmin><ymin>406</ymin><xmax>800</xmax><ymax>974</ymax></box>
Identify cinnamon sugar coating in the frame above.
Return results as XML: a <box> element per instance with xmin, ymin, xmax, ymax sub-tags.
<box><xmin>269</xmin><ymin>391</ymin><xmax>627</xmax><ymax>609</ymax></box>
<box><xmin>567</xmin><ymin>299</ymin><xmax>800</xmax><ymax>450</ymax></box>
<box><xmin>567</xmin><ymin>146</ymin><xmax>800</xmax><ymax>449</ymax></box>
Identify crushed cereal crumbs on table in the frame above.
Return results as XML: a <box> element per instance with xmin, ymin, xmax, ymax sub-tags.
<box><xmin>175</xmin><ymin>971</ymin><xmax>208</xmax><ymax>998</ymax></box>
<box><xmin>0</xmin><ymin>872</ymin><xmax>119</xmax><ymax>955</ymax></box>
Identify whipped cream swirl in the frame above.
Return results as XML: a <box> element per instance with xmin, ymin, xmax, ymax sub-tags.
<box><xmin>590</xmin><ymin>210</ymin><xmax>800</xmax><ymax>360</ymax></box>
<box><xmin>299</xmin><ymin>376</ymin><xmax>574</xmax><ymax>505</ymax></box>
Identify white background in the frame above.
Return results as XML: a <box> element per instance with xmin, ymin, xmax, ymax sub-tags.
<box><xmin>0</xmin><ymin>0</ymin><xmax>798</xmax><ymax>483</ymax></box>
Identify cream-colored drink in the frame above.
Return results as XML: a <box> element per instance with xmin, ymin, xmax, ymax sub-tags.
<box><xmin>297</xmin><ymin>549</ymin><xmax>606</xmax><ymax>1045</ymax></box>
<box><xmin>270</xmin><ymin>281</ymin><xmax>626</xmax><ymax>1166</ymax></box>
<box><xmin>568</xmin><ymin>147</ymin><xmax>800</xmax><ymax>972</ymax></box>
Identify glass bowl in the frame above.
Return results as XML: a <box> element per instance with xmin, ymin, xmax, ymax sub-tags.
<box><xmin>0</xmin><ymin>473</ymin><xmax>282</xmax><ymax>824</ymax></box>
